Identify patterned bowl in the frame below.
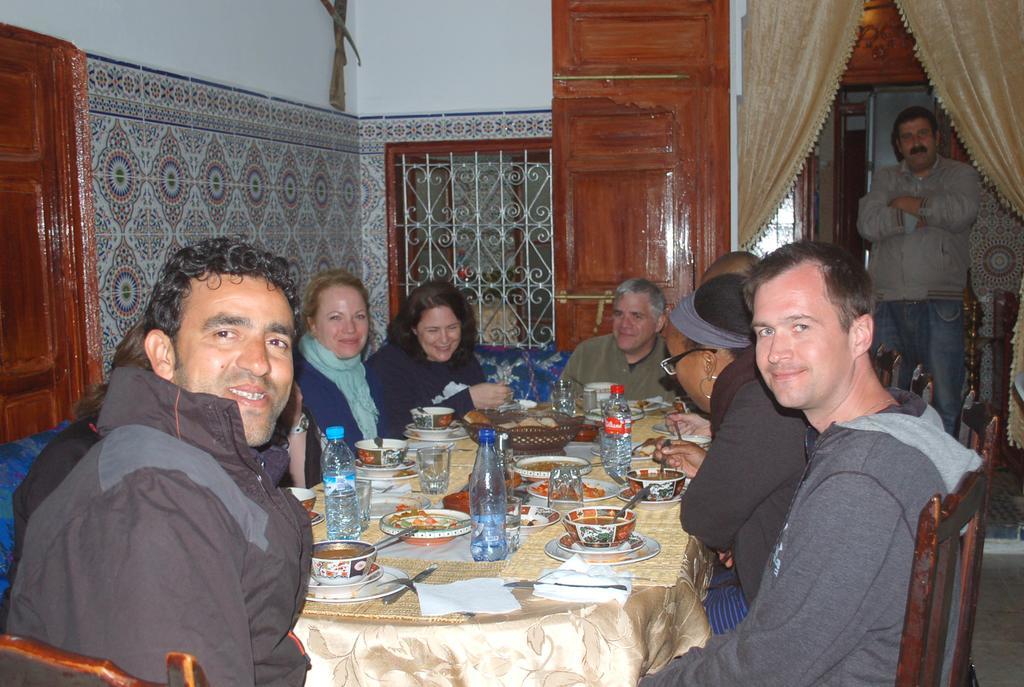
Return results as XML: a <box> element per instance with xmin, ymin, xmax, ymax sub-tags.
<box><xmin>311</xmin><ymin>540</ymin><xmax>377</xmax><ymax>585</ymax></box>
<box><xmin>626</xmin><ymin>468</ymin><xmax>688</xmax><ymax>502</ymax></box>
<box><xmin>355</xmin><ymin>438</ymin><xmax>408</xmax><ymax>467</ymax></box>
<box><xmin>411</xmin><ymin>406</ymin><xmax>455</xmax><ymax>429</ymax></box>
<box><xmin>562</xmin><ymin>506</ymin><xmax>637</xmax><ymax>548</ymax></box>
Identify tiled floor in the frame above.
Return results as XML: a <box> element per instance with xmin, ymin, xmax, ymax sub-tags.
<box><xmin>973</xmin><ymin>550</ymin><xmax>1024</xmax><ymax>685</ymax></box>
<box><xmin>973</xmin><ymin>470</ymin><xmax>1024</xmax><ymax>685</ymax></box>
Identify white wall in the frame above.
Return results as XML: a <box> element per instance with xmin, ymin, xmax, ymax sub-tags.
<box><xmin>0</xmin><ymin>0</ymin><xmax>344</xmax><ymax>109</ymax></box>
<box><xmin>352</xmin><ymin>0</ymin><xmax>552</xmax><ymax>116</ymax></box>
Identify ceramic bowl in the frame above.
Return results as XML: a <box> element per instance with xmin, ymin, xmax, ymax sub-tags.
<box><xmin>310</xmin><ymin>540</ymin><xmax>377</xmax><ymax>585</ymax></box>
<box><xmin>285</xmin><ymin>487</ymin><xmax>316</xmax><ymax>513</ymax></box>
<box><xmin>626</xmin><ymin>468</ymin><xmax>688</xmax><ymax>502</ymax></box>
<box><xmin>562</xmin><ymin>506</ymin><xmax>637</xmax><ymax>548</ymax></box>
<box><xmin>513</xmin><ymin>455</ymin><xmax>592</xmax><ymax>481</ymax></box>
<box><xmin>355</xmin><ymin>438</ymin><xmax>408</xmax><ymax>467</ymax></box>
<box><xmin>411</xmin><ymin>406</ymin><xmax>456</xmax><ymax>429</ymax></box>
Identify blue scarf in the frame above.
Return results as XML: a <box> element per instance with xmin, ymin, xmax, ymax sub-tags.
<box><xmin>299</xmin><ymin>334</ymin><xmax>378</xmax><ymax>440</ymax></box>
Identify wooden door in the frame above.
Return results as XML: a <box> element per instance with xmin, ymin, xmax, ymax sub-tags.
<box><xmin>0</xmin><ymin>24</ymin><xmax>101</xmax><ymax>441</ymax></box>
<box><xmin>552</xmin><ymin>0</ymin><xmax>729</xmax><ymax>349</ymax></box>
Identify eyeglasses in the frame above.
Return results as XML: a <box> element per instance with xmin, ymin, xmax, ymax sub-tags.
<box><xmin>660</xmin><ymin>348</ymin><xmax>715</xmax><ymax>376</ymax></box>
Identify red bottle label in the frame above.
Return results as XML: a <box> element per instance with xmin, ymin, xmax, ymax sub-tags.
<box><xmin>604</xmin><ymin>417</ymin><xmax>631</xmax><ymax>435</ymax></box>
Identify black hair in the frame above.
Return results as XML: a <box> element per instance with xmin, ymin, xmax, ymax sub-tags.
<box><xmin>142</xmin><ymin>236</ymin><xmax>298</xmax><ymax>339</ymax></box>
<box><xmin>744</xmin><ymin>241</ymin><xmax>874</xmax><ymax>332</ymax></box>
<box><xmin>387</xmin><ymin>280</ymin><xmax>477</xmax><ymax>367</ymax></box>
<box><xmin>694</xmin><ymin>273</ymin><xmax>752</xmax><ymax>352</ymax></box>
<box><xmin>891</xmin><ymin>106</ymin><xmax>939</xmax><ymax>161</ymax></box>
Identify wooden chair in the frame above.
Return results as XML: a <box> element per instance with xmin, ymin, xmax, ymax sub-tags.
<box><xmin>910</xmin><ymin>364</ymin><xmax>935</xmax><ymax>407</ymax></box>
<box><xmin>895</xmin><ymin>412</ymin><xmax>998</xmax><ymax>687</ymax></box>
<box><xmin>0</xmin><ymin>635</ymin><xmax>209</xmax><ymax>687</ymax></box>
<box><xmin>874</xmin><ymin>344</ymin><xmax>903</xmax><ymax>389</ymax></box>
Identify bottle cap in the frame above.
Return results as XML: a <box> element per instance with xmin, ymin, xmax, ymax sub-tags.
<box><xmin>478</xmin><ymin>428</ymin><xmax>496</xmax><ymax>444</ymax></box>
<box><xmin>325</xmin><ymin>426</ymin><xmax>345</xmax><ymax>440</ymax></box>
<box><xmin>610</xmin><ymin>384</ymin><xmax>625</xmax><ymax>394</ymax></box>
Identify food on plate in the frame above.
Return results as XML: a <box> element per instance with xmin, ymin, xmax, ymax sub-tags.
<box><xmin>391</xmin><ymin>510</ymin><xmax>458</xmax><ymax>530</ymax></box>
<box><xmin>532</xmin><ymin>481</ymin><xmax>607</xmax><ymax>499</ymax></box>
<box><xmin>522</xmin><ymin>459</ymin><xmax>577</xmax><ymax>472</ymax></box>
<box><xmin>463</xmin><ymin>409</ymin><xmax>491</xmax><ymax>425</ymax></box>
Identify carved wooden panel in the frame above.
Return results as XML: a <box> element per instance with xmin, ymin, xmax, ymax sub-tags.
<box><xmin>0</xmin><ymin>24</ymin><xmax>100</xmax><ymax>441</ymax></box>
<box><xmin>844</xmin><ymin>1</ymin><xmax>927</xmax><ymax>86</ymax></box>
<box><xmin>552</xmin><ymin>0</ymin><xmax>728</xmax><ymax>350</ymax></box>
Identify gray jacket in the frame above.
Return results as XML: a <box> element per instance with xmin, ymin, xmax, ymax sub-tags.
<box><xmin>641</xmin><ymin>390</ymin><xmax>980</xmax><ymax>686</ymax></box>
<box><xmin>857</xmin><ymin>155</ymin><xmax>980</xmax><ymax>300</ymax></box>
<box><xmin>9</xmin><ymin>368</ymin><xmax>312</xmax><ymax>687</ymax></box>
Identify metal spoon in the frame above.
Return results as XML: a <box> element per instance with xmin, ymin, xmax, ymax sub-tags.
<box><xmin>372</xmin><ymin>526</ymin><xmax>419</xmax><ymax>552</ymax></box>
<box><xmin>374</xmin><ymin>436</ymin><xmax>384</xmax><ymax>448</ymax></box>
<box><xmin>616</xmin><ymin>485</ymin><xmax>651</xmax><ymax>519</ymax></box>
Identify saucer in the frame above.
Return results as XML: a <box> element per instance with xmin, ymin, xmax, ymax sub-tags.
<box><xmin>306</xmin><ymin>566</ymin><xmax>411</xmax><ymax>604</ymax></box>
<box><xmin>403</xmin><ymin>424</ymin><xmax>469</xmax><ymax>442</ymax></box>
<box><xmin>544</xmin><ymin>534</ymin><xmax>661</xmax><ymax>566</ymax></box>
<box><xmin>355</xmin><ymin>457</ymin><xmax>417</xmax><ymax>477</ymax></box>
<box><xmin>556</xmin><ymin>532</ymin><xmax>645</xmax><ymax>556</ymax></box>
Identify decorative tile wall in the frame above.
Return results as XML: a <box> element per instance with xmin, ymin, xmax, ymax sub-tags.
<box><xmin>85</xmin><ymin>54</ymin><xmax>552</xmax><ymax>367</ymax></box>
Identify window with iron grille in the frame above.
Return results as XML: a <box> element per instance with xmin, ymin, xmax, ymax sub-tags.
<box><xmin>386</xmin><ymin>139</ymin><xmax>555</xmax><ymax>347</ymax></box>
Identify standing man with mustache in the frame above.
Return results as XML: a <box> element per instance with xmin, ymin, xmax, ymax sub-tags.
<box><xmin>857</xmin><ymin>105</ymin><xmax>980</xmax><ymax>434</ymax></box>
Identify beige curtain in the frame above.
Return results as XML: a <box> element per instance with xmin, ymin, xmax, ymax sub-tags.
<box><xmin>896</xmin><ymin>0</ymin><xmax>1024</xmax><ymax>444</ymax></box>
<box><xmin>737</xmin><ymin>0</ymin><xmax>862</xmax><ymax>248</ymax></box>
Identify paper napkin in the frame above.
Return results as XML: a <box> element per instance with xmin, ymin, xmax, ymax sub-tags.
<box><xmin>532</xmin><ymin>554</ymin><xmax>633</xmax><ymax>604</ymax></box>
<box><xmin>416</xmin><ymin>578</ymin><xmax>522</xmax><ymax>616</ymax></box>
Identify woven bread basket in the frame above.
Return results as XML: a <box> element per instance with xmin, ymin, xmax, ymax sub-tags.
<box><xmin>463</xmin><ymin>409</ymin><xmax>584</xmax><ymax>455</ymax></box>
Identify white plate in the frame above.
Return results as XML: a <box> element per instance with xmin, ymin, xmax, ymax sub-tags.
<box><xmin>403</xmin><ymin>424</ymin><xmax>469</xmax><ymax>442</ymax></box>
<box><xmin>543</xmin><ymin>533</ymin><xmax>661</xmax><ymax>566</ymax></box>
<box><xmin>355</xmin><ymin>457</ymin><xmax>417</xmax><ymax>477</ymax></box>
<box><xmin>517</xmin><ymin>399</ymin><xmax>538</xmax><ymax>410</ymax></box>
<box><xmin>306</xmin><ymin>566</ymin><xmax>411</xmax><ymax>603</ymax></box>
<box><xmin>556</xmin><ymin>532</ymin><xmax>646</xmax><ymax>556</ymax></box>
<box><xmin>651</xmin><ymin>425</ymin><xmax>711</xmax><ymax>446</ymax></box>
<box><xmin>518</xmin><ymin>505</ymin><xmax>561</xmax><ymax>531</ymax></box>
<box><xmin>379</xmin><ymin>508</ymin><xmax>472</xmax><ymax>542</ymax></box>
<box><xmin>527</xmin><ymin>478</ymin><xmax>617</xmax><ymax>503</ymax></box>
<box><xmin>615</xmin><ymin>485</ymin><xmax>683</xmax><ymax>507</ymax></box>
<box><xmin>589</xmin><ymin>441</ymin><xmax>657</xmax><ymax>458</ymax></box>
<box><xmin>369</xmin><ymin>493</ymin><xmax>432</xmax><ymax>518</ymax></box>
<box><xmin>513</xmin><ymin>455</ymin><xmax>592</xmax><ymax>481</ymax></box>
<box><xmin>357</xmin><ymin>469</ymin><xmax>418</xmax><ymax>482</ymax></box>
<box><xmin>585</xmin><ymin>407</ymin><xmax>646</xmax><ymax>423</ymax></box>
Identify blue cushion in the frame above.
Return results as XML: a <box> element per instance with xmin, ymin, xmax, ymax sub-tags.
<box><xmin>475</xmin><ymin>346</ymin><xmax>572</xmax><ymax>402</ymax></box>
<box><xmin>0</xmin><ymin>422</ymin><xmax>69</xmax><ymax>592</ymax></box>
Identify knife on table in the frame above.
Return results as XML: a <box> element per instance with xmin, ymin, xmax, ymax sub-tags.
<box><xmin>381</xmin><ymin>563</ymin><xmax>438</xmax><ymax>605</ymax></box>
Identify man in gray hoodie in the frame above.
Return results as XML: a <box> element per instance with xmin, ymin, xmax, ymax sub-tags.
<box><xmin>641</xmin><ymin>241</ymin><xmax>980</xmax><ymax>686</ymax></box>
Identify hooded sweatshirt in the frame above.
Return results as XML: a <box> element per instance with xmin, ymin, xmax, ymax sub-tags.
<box><xmin>8</xmin><ymin>368</ymin><xmax>312</xmax><ymax>686</ymax></box>
<box><xmin>642</xmin><ymin>390</ymin><xmax>981</xmax><ymax>686</ymax></box>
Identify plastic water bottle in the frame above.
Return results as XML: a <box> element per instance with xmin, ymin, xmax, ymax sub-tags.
<box><xmin>469</xmin><ymin>428</ymin><xmax>508</xmax><ymax>561</ymax></box>
<box><xmin>600</xmin><ymin>384</ymin><xmax>632</xmax><ymax>480</ymax></box>
<box><xmin>322</xmin><ymin>425</ymin><xmax>360</xmax><ymax>540</ymax></box>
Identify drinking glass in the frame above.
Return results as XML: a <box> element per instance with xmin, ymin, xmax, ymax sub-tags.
<box><xmin>546</xmin><ymin>466</ymin><xmax>584</xmax><ymax>511</ymax></box>
<box><xmin>417</xmin><ymin>445</ymin><xmax>452</xmax><ymax>495</ymax></box>
<box><xmin>551</xmin><ymin>378</ymin><xmax>577</xmax><ymax>415</ymax></box>
<box><xmin>505</xmin><ymin>496</ymin><xmax>523</xmax><ymax>553</ymax></box>
<box><xmin>355</xmin><ymin>479</ymin><xmax>373</xmax><ymax>531</ymax></box>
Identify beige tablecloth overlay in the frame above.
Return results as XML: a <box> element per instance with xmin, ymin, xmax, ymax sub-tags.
<box><xmin>295</xmin><ymin>412</ymin><xmax>713</xmax><ymax>686</ymax></box>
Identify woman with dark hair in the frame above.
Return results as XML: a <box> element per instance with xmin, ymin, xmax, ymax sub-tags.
<box><xmin>655</xmin><ymin>273</ymin><xmax>807</xmax><ymax>634</ymax></box>
<box><xmin>366</xmin><ymin>280</ymin><xmax>512</xmax><ymax>437</ymax></box>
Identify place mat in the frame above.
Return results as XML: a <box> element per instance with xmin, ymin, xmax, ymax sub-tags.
<box><xmin>301</xmin><ymin>558</ymin><xmax>505</xmax><ymax>623</ymax></box>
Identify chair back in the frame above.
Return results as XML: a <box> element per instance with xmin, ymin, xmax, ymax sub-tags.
<box><xmin>0</xmin><ymin>635</ymin><xmax>208</xmax><ymax>687</ymax></box>
<box><xmin>874</xmin><ymin>344</ymin><xmax>902</xmax><ymax>388</ymax></box>
<box><xmin>895</xmin><ymin>414</ymin><xmax>998</xmax><ymax>687</ymax></box>
<box><xmin>910</xmin><ymin>364</ymin><xmax>935</xmax><ymax>406</ymax></box>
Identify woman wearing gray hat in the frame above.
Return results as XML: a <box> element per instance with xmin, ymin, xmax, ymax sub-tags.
<box><xmin>656</xmin><ymin>273</ymin><xmax>807</xmax><ymax>634</ymax></box>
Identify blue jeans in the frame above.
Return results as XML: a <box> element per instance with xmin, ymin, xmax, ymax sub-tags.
<box><xmin>873</xmin><ymin>299</ymin><xmax>965</xmax><ymax>435</ymax></box>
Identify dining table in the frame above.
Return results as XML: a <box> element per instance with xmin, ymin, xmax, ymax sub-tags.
<box><xmin>293</xmin><ymin>408</ymin><xmax>714</xmax><ymax>686</ymax></box>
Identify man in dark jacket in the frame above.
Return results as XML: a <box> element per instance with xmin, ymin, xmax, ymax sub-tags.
<box><xmin>642</xmin><ymin>241</ymin><xmax>980</xmax><ymax>686</ymax></box>
<box><xmin>8</xmin><ymin>238</ymin><xmax>312</xmax><ymax>686</ymax></box>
